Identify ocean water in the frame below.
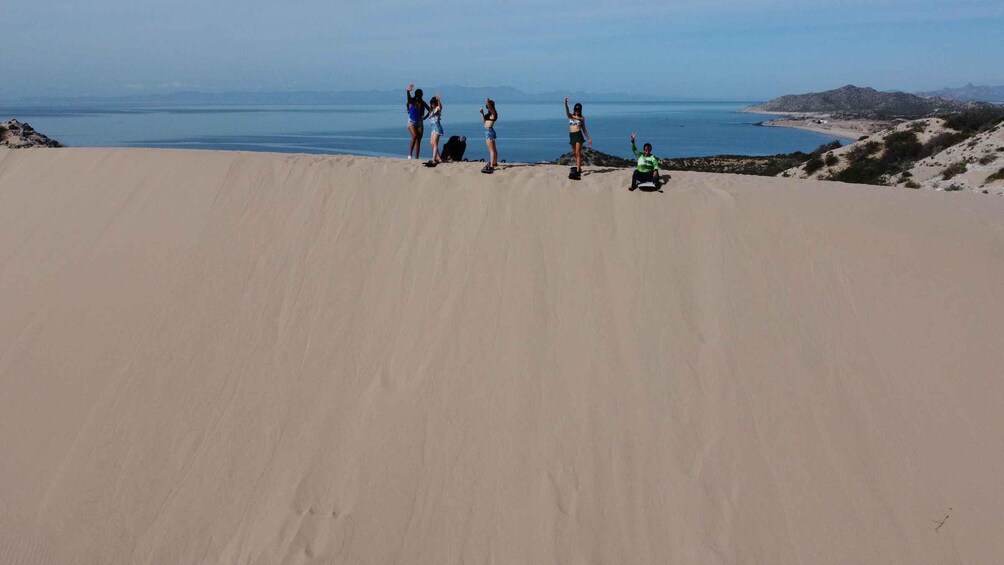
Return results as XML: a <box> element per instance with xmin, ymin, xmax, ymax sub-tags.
<box><xmin>3</xmin><ymin>102</ymin><xmax>847</xmax><ymax>162</ymax></box>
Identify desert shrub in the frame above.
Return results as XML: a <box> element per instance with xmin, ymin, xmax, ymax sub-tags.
<box><xmin>909</xmin><ymin>121</ymin><xmax>927</xmax><ymax>133</ymax></box>
<box><xmin>943</xmin><ymin>184</ymin><xmax>965</xmax><ymax>191</ymax></box>
<box><xmin>883</xmin><ymin>131</ymin><xmax>924</xmax><ymax>164</ymax></box>
<box><xmin>900</xmin><ymin>171</ymin><xmax>913</xmax><ymax>178</ymax></box>
<box><xmin>824</xmin><ymin>153</ymin><xmax>839</xmax><ymax>167</ymax></box>
<box><xmin>832</xmin><ymin>159</ymin><xmax>887</xmax><ymax>185</ymax></box>
<box><xmin>998</xmin><ymin>146</ymin><xmax>1004</xmax><ymax>152</ymax></box>
<box><xmin>846</xmin><ymin>141</ymin><xmax>882</xmax><ymax>163</ymax></box>
<box><xmin>942</xmin><ymin>161</ymin><xmax>968</xmax><ymax>180</ymax></box>
<box><xmin>987</xmin><ymin>168</ymin><xmax>1004</xmax><ymax>183</ymax></box>
<box><xmin>812</xmin><ymin>140</ymin><xmax>843</xmax><ymax>156</ymax></box>
<box><xmin>858</xmin><ymin>135</ymin><xmax>870</xmax><ymax>141</ymax></box>
<box><xmin>943</xmin><ymin>108</ymin><xmax>1004</xmax><ymax>134</ymax></box>
<box><xmin>904</xmin><ymin>180</ymin><xmax>921</xmax><ymax>189</ymax></box>
<box><xmin>922</xmin><ymin>132</ymin><xmax>968</xmax><ymax>157</ymax></box>
<box><xmin>978</xmin><ymin>154</ymin><xmax>998</xmax><ymax>166</ymax></box>
<box><xmin>804</xmin><ymin>157</ymin><xmax>825</xmax><ymax>175</ymax></box>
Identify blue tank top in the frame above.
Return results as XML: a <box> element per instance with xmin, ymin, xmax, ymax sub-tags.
<box><xmin>408</xmin><ymin>102</ymin><xmax>423</xmax><ymax>122</ymax></box>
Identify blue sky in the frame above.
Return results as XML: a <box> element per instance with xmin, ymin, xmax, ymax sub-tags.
<box><xmin>2</xmin><ymin>0</ymin><xmax>1003</xmax><ymax>100</ymax></box>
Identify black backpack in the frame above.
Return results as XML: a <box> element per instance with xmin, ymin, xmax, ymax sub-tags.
<box><xmin>442</xmin><ymin>135</ymin><xmax>467</xmax><ymax>161</ymax></box>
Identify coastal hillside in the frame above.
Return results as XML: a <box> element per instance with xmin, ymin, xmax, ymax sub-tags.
<box><xmin>780</xmin><ymin>114</ymin><xmax>1004</xmax><ymax>194</ymax></box>
<box><xmin>1</xmin><ymin>148</ymin><xmax>1003</xmax><ymax>564</ymax></box>
<box><xmin>744</xmin><ymin>85</ymin><xmax>989</xmax><ymax>118</ymax></box>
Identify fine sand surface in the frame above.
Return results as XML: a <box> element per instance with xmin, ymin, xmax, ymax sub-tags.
<box><xmin>1</xmin><ymin>147</ymin><xmax>1003</xmax><ymax>564</ymax></box>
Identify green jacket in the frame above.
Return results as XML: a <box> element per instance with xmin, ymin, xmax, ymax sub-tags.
<box><xmin>631</xmin><ymin>141</ymin><xmax>659</xmax><ymax>173</ymax></box>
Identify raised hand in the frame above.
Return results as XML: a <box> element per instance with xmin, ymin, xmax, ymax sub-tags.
<box><xmin>564</xmin><ymin>96</ymin><xmax>569</xmax><ymax>103</ymax></box>
<box><xmin>408</xmin><ymin>83</ymin><xmax>414</xmax><ymax>91</ymax></box>
<box><xmin>630</xmin><ymin>133</ymin><xmax>636</xmax><ymax>142</ymax></box>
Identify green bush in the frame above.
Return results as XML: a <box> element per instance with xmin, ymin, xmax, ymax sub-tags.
<box><xmin>922</xmin><ymin>132</ymin><xmax>968</xmax><ymax>157</ymax></box>
<box><xmin>846</xmin><ymin>141</ymin><xmax>882</xmax><ymax>163</ymax></box>
<box><xmin>909</xmin><ymin>121</ymin><xmax>927</xmax><ymax>133</ymax></box>
<box><xmin>858</xmin><ymin>135</ymin><xmax>870</xmax><ymax>141</ymax></box>
<box><xmin>978</xmin><ymin>154</ymin><xmax>998</xmax><ymax>166</ymax></box>
<box><xmin>904</xmin><ymin>180</ymin><xmax>921</xmax><ymax>189</ymax></box>
<box><xmin>804</xmin><ymin>157</ymin><xmax>825</xmax><ymax>175</ymax></box>
<box><xmin>824</xmin><ymin>153</ymin><xmax>839</xmax><ymax>167</ymax></box>
<box><xmin>943</xmin><ymin>108</ymin><xmax>1004</xmax><ymax>134</ymax></box>
<box><xmin>883</xmin><ymin>131</ymin><xmax>924</xmax><ymax>164</ymax></box>
<box><xmin>944</xmin><ymin>184</ymin><xmax>965</xmax><ymax>192</ymax></box>
<box><xmin>942</xmin><ymin>162</ymin><xmax>968</xmax><ymax>180</ymax></box>
<box><xmin>987</xmin><ymin>168</ymin><xmax>1004</xmax><ymax>183</ymax></box>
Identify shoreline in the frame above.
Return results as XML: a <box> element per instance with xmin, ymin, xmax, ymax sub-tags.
<box><xmin>740</xmin><ymin>109</ymin><xmax>891</xmax><ymax>140</ymax></box>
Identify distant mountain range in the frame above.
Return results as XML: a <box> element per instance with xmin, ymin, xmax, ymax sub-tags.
<box><xmin>6</xmin><ymin>86</ymin><xmax>678</xmax><ymax>106</ymax></box>
<box><xmin>917</xmin><ymin>83</ymin><xmax>1004</xmax><ymax>104</ymax></box>
<box><xmin>743</xmin><ymin>85</ymin><xmax>995</xmax><ymax>118</ymax></box>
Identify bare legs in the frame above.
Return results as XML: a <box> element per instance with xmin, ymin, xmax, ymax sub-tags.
<box><xmin>430</xmin><ymin>132</ymin><xmax>441</xmax><ymax>163</ymax></box>
<box><xmin>572</xmin><ymin>141</ymin><xmax>583</xmax><ymax>171</ymax></box>
<box><xmin>408</xmin><ymin>125</ymin><xmax>423</xmax><ymax>159</ymax></box>
<box><xmin>486</xmin><ymin>139</ymin><xmax>497</xmax><ymax>168</ymax></box>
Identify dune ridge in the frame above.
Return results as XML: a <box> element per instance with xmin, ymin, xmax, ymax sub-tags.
<box><xmin>1</xmin><ymin>147</ymin><xmax>1003</xmax><ymax>564</ymax></box>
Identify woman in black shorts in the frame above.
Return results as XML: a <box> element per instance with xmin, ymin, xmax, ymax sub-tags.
<box><xmin>564</xmin><ymin>97</ymin><xmax>592</xmax><ymax>175</ymax></box>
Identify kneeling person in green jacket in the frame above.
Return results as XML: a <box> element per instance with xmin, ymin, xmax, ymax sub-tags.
<box><xmin>630</xmin><ymin>133</ymin><xmax>661</xmax><ymax>191</ymax></box>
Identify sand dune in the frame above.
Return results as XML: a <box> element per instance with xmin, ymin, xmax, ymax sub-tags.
<box><xmin>1</xmin><ymin>147</ymin><xmax>1003</xmax><ymax>564</ymax></box>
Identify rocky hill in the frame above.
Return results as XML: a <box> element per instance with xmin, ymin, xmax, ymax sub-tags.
<box><xmin>743</xmin><ymin>85</ymin><xmax>990</xmax><ymax>118</ymax></box>
<box><xmin>1</xmin><ymin>120</ymin><xmax>62</xmax><ymax>148</ymax></box>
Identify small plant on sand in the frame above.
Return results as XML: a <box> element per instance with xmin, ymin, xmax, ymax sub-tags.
<box><xmin>804</xmin><ymin>156</ymin><xmax>825</xmax><ymax>175</ymax></box>
<box><xmin>909</xmin><ymin>121</ymin><xmax>927</xmax><ymax>133</ymax></box>
<box><xmin>904</xmin><ymin>180</ymin><xmax>921</xmax><ymax>189</ymax></box>
<box><xmin>824</xmin><ymin>153</ymin><xmax>839</xmax><ymax>167</ymax></box>
<box><xmin>987</xmin><ymin>168</ymin><xmax>1004</xmax><ymax>183</ymax></box>
<box><xmin>978</xmin><ymin>153</ymin><xmax>998</xmax><ymax>166</ymax></box>
<box><xmin>846</xmin><ymin>141</ymin><xmax>882</xmax><ymax>162</ymax></box>
<box><xmin>943</xmin><ymin>184</ymin><xmax>964</xmax><ymax>192</ymax></box>
<box><xmin>858</xmin><ymin>135</ymin><xmax>870</xmax><ymax>141</ymax></box>
<box><xmin>942</xmin><ymin>161</ymin><xmax>968</xmax><ymax>180</ymax></box>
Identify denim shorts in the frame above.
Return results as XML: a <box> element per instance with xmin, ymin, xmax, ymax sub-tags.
<box><xmin>484</xmin><ymin>127</ymin><xmax>497</xmax><ymax>140</ymax></box>
<box><xmin>409</xmin><ymin>119</ymin><xmax>423</xmax><ymax>128</ymax></box>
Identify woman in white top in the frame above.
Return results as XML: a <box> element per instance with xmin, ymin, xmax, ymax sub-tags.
<box><xmin>427</xmin><ymin>94</ymin><xmax>444</xmax><ymax>164</ymax></box>
<box><xmin>564</xmin><ymin>97</ymin><xmax>592</xmax><ymax>175</ymax></box>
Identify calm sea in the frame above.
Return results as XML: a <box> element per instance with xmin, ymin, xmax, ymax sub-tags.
<box><xmin>3</xmin><ymin>102</ymin><xmax>847</xmax><ymax>162</ymax></box>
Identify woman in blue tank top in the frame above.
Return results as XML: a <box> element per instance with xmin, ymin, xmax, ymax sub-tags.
<box><xmin>406</xmin><ymin>84</ymin><xmax>431</xmax><ymax>160</ymax></box>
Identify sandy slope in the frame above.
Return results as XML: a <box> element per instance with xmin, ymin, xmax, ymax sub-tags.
<box><xmin>1</xmin><ymin>148</ymin><xmax>1003</xmax><ymax>564</ymax></box>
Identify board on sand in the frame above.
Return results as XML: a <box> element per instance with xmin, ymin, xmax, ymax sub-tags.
<box><xmin>568</xmin><ymin>167</ymin><xmax>581</xmax><ymax>180</ymax></box>
<box><xmin>634</xmin><ymin>181</ymin><xmax>658</xmax><ymax>191</ymax></box>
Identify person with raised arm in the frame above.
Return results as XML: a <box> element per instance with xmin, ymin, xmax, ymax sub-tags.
<box><xmin>629</xmin><ymin>133</ymin><xmax>661</xmax><ymax>191</ymax></box>
<box><xmin>406</xmin><ymin>84</ymin><xmax>431</xmax><ymax>159</ymax></box>
<box><xmin>480</xmin><ymin>98</ymin><xmax>499</xmax><ymax>173</ymax></box>
<box><xmin>427</xmin><ymin>93</ymin><xmax>444</xmax><ymax>164</ymax></box>
<box><xmin>565</xmin><ymin>97</ymin><xmax>592</xmax><ymax>179</ymax></box>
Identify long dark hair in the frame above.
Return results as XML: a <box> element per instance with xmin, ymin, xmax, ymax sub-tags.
<box><xmin>573</xmin><ymin>102</ymin><xmax>583</xmax><ymax>116</ymax></box>
<box><xmin>486</xmin><ymin>99</ymin><xmax>497</xmax><ymax>118</ymax></box>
